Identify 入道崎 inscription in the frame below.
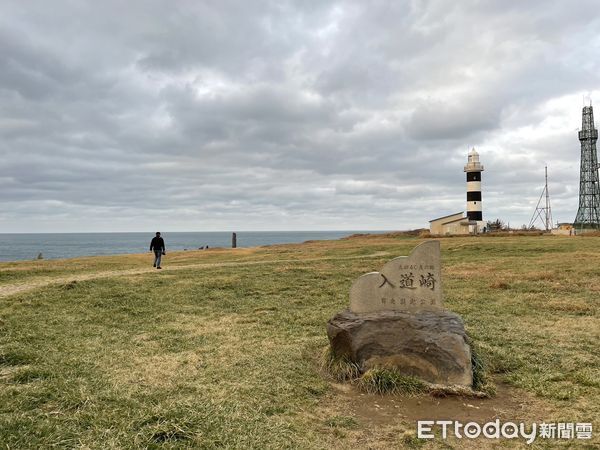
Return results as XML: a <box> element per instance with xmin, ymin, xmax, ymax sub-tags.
<box><xmin>349</xmin><ymin>241</ymin><xmax>443</xmax><ymax>313</ymax></box>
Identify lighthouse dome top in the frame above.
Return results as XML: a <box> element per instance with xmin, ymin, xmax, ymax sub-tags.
<box><xmin>468</xmin><ymin>147</ymin><xmax>480</xmax><ymax>162</ymax></box>
<box><xmin>464</xmin><ymin>147</ymin><xmax>484</xmax><ymax>172</ymax></box>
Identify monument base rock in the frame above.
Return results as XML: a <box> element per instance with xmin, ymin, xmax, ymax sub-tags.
<box><xmin>327</xmin><ymin>309</ymin><xmax>473</xmax><ymax>387</ymax></box>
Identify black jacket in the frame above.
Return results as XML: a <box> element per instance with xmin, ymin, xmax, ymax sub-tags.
<box><xmin>150</xmin><ymin>237</ymin><xmax>165</xmax><ymax>252</ymax></box>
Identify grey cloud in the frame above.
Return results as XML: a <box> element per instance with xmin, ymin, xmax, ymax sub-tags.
<box><xmin>406</xmin><ymin>99</ymin><xmax>501</xmax><ymax>141</ymax></box>
<box><xmin>0</xmin><ymin>0</ymin><xmax>599</xmax><ymax>232</ymax></box>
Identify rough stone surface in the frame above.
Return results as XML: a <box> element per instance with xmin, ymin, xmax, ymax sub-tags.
<box><xmin>327</xmin><ymin>308</ymin><xmax>473</xmax><ymax>387</ymax></box>
<box><xmin>350</xmin><ymin>241</ymin><xmax>443</xmax><ymax>313</ymax></box>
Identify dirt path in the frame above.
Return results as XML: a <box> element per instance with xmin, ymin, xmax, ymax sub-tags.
<box><xmin>317</xmin><ymin>381</ymin><xmax>558</xmax><ymax>448</ymax></box>
<box><xmin>0</xmin><ymin>251</ymin><xmax>390</xmax><ymax>299</ymax></box>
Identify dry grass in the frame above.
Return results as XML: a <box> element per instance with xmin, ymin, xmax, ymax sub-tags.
<box><xmin>0</xmin><ymin>234</ymin><xmax>599</xmax><ymax>448</ymax></box>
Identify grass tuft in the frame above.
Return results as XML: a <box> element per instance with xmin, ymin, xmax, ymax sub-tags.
<box><xmin>357</xmin><ymin>368</ymin><xmax>426</xmax><ymax>395</ymax></box>
<box><xmin>150</xmin><ymin>426</ymin><xmax>192</xmax><ymax>444</ymax></box>
<box><xmin>319</xmin><ymin>347</ymin><xmax>361</xmax><ymax>382</ymax></box>
<box><xmin>61</xmin><ymin>280</ymin><xmax>78</xmax><ymax>290</ymax></box>
<box><xmin>400</xmin><ymin>431</ymin><xmax>426</xmax><ymax>448</ymax></box>
<box><xmin>487</xmin><ymin>347</ymin><xmax>524</xmax><ymax>375</ymax></box>
<box><xmin>0</xmin><ymin>349</ymin><xmax>33</xmax><ymax>366</ymax></box>
<box><xmin>489</xmin><ymin>280</ymin><xmax>509</xmax><ymax>289</ymax></box>
<box><xmin>468</xmin><ymin>337</ymin><xmax>496</xmax><ymax>397</ymax></box>
<box><xmin>324</xmin><ymin>415</ymin><xmax>358</xmax><ymax>429</ymax></box>
<box><xmin>11</xmin><ymin>367</ymin><xmax>53</xmax><ymax>384</ymax></box>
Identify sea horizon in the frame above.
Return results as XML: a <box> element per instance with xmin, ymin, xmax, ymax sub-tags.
<box><xmin>0</xmin><ymin>230</ymin><xmax>393</xmax><ymax>262</ymax></box>
<box><xmin>0</xmin><ymin>229</ymin><xmax>393</xmax><ymax>234</ymax></box>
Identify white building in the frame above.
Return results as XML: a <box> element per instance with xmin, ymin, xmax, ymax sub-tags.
<box><xmin>429</xmin><ymin>212</ymin><xmax>470</xmax><ymax>235</ymax></box>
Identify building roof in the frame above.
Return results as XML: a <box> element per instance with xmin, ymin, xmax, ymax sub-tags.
<box><xmin>441</xmin><ymin>217</ymin><xmax>469</xmax><ymax>225</ymax></box>
<box><xmin>429</xmin><ymin>212</ymin><xmax>464</xmax><ymax>223</ymax></box>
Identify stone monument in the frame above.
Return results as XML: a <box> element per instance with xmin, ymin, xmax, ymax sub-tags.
<box><xmin>327</xmin><ymin>241</ymin><xmax>473</xmax><ymax>387</ymax></box>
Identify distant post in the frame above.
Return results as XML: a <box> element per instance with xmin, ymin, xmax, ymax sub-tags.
<box><xmin>232</xmin><ymin>232</ymin><xmax>237</xmax><ymax>248</ymax></box>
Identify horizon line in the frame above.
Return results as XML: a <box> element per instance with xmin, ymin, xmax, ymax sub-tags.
<box><xmin>0</xmin><ymin>229</ymin><xmax>402</xmax><ymax>235</ymax></box>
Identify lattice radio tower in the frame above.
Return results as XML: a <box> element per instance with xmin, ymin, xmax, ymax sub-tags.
<box><xmin>574</xmin><ymin>105</ymin><xmax>600</xmax><ymax>230</ymax></box>
<box><xmin>528</xmin><ymin>166</ymin><xmax>553</xmax><ymax>231</ymax></box>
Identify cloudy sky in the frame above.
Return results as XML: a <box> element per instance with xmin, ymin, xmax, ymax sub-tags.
<box><xmin>1</xmin><ymin>1</ymin><xmax>599</xmax><ymax>232</ymax></box>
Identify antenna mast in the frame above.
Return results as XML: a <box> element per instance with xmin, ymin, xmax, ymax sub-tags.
<box><xmin>528</xmin><ymin>165</ymin><xmax>553</xmax><ymax>231</ymax></box>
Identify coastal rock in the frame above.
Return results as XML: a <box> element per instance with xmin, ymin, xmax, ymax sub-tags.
<box><xmin>327</xmin><ymin>308</ymin><xmax>473</xmax><ymax>387</ymax></box>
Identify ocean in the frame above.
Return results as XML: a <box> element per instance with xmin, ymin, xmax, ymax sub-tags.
<box><xmin>0</xmin><ymin>231</ymin><xmax>388</xmax><ymax>262</ymax></box>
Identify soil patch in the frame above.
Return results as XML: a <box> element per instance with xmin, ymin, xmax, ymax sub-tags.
<box><xmin>323</xmin><ymin>379</ymin><xmax>555</xmax><ymax>427</ymax></box>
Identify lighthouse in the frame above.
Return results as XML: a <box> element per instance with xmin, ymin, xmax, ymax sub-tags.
<box><xmin>464</xmin><ymin>148</ymin><xmax>484</xmax><ymax>230</ymax></box>
<box><xmin>429</xmin><ymin>148</ymin><xmax>486</xmax><ymax>235</ymax></box>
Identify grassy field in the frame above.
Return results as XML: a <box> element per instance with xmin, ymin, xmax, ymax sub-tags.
<box><xmin>0</xmin><ymin>234</ymin><xmax>599</xmax><ymax>448</ymax></box>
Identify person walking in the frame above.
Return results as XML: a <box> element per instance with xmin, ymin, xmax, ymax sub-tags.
<box><xmin>150</xmin><ymin>232</ymin><xmax>166</xmax><ymax>269</ymax></box>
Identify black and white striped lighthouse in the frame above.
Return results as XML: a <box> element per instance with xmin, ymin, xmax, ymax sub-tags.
<box><xmin>464</xmin><ymin>148</ymin><xmax>484</xmax><ymax>224</ymax></box>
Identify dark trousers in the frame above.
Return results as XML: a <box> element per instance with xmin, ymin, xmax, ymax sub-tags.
<box><xmin>153</xmin><ymin>250</ymin><xmax>162</xmax><ymax>267</ymax></box>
